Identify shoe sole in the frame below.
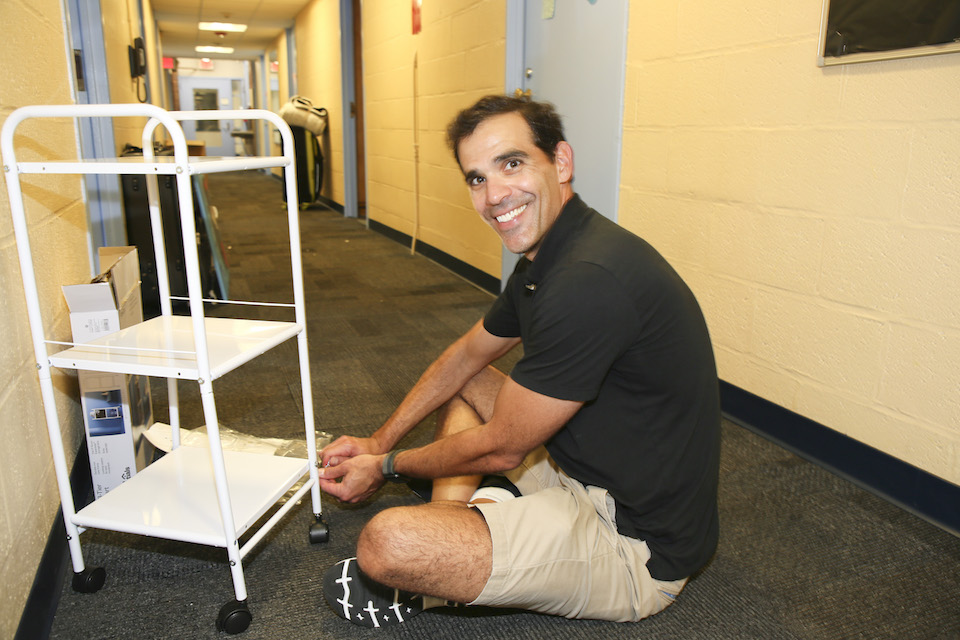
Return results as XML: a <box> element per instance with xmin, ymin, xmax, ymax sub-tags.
<box><xmin>322</xmin><ymin>557</ymin><xmax>424</xmax><ymax>628</ymax></box>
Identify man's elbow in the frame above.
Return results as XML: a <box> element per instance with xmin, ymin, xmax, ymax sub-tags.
<box><xmin>487</xmin><ymin>449</ymin><xmax>527</xmax><ymax>473</ymax></box>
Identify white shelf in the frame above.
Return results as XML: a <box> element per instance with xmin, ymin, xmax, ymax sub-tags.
<box><xmin>3</xmin><ymin>104</ymin><xmax>324</xmax><ymax>614</ymax></box>
<box><xmin>48</xmin><ymin>315</ymin><xmax>303</xmax><ymax>380</ymax></box>
<box><xmin>72</xmin><ymin>446</ymin><xmax>310</xmax><ymax>547</ymax></box>
<box><xmin>15</xmin><ymin>155</ymin><xmax>290</xmax><ymax>176</ymax></box>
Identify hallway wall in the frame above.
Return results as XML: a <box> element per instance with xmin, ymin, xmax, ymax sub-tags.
<box><xmin>0</xmin><ymin>0</ymin><xmax>159</xmax><ymax>633</ymax></box>
<box><xmin>101</xmin><ymin>0</ymin><xmax>159</xmax><ymax>148</ymax></box>
<box><xmin>620</xmin><ymin>1</ymin><xmax>960</xmax><ymax>485</ymax></box>
<box><xmin>295</xmin><ymin>0</ymin><xmax>346</xmax><ymax>206</ymax></box>
<box><xmin>0</xmin><ymin>2</ymin><xmax>89</xmax><ymax>637</ymax></box>
<box><xmin>267</xmin><ymin>30</ymin><xmax>292</xmax><ymax>176</ymax></box>
<box><xmin>302</xmin><ymin>0</ymin><xmax>958</xmax><ymax>485</ymax></box>
<box><xmin>360</xmin><ymin>0</ymin><xmax>506</xmax><ymax>276</ymax></box>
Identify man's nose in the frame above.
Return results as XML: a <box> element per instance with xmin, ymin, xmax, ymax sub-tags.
<box><xmin>485</xmin><ymin>176</ymin><xmax>510</xmax><ymax>206</ymax></box>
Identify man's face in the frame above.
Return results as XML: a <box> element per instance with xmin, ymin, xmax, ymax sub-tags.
<box><xmin>456</xmin><ymin>112</ymin><xmax>573</xmax><ymax>259</ymax></box>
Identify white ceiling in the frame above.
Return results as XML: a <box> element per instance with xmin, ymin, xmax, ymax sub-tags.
<box><xmin>152</xmin><ymin>0</ymin><xmax>315</xmax><ymax>60</ymax></box>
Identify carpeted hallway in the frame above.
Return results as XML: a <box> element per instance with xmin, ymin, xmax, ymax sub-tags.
<box><xmin>47</xmin><ymin>171</ymin><xmax>960</xmax><ymax>640</ymax></box>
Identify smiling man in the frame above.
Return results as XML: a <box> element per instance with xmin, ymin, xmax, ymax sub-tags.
<box><xmin>318</xmin><ymin>95</ymin><xmax>720</xmax><ymax>628</ymax></box>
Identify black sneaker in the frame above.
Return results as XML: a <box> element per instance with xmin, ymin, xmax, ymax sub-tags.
<box><xmin>322</xmin><ymin>557</ymin><xmax>424</xmax><ymax>628</ymax></box>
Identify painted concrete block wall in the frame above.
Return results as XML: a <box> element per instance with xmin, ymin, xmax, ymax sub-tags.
<box><xmin>621</xmin><ymin>1</ymin><xmax>960</xmax><ymax>485</ymax></box>
<box><xmin>102</xmin><ymin>0</ymin><xmax>155</xmax><ymax>148</ymax></box>
<box><xmin>295</xmin><ymin>0</ymin><xmax>346</xmax><ymax>205</ymax></box>
<box><xmin>264</xmin><ymin>30</ymin><xmax>292</xmax><ymax>177</ymax></box>
<box><xmin>0</xmin><ymin>0</ymin><xmax>158</xmax><ymax>630</ymax></box>
<box><xmin>0</xmin><ymin>1</ymin><xmax>90</xmax><ymax>635</ymax></box>
<box><xmin>362</xmin><ymin>0</ymin><xmax>505</xmax><ymax>276</ymax></box>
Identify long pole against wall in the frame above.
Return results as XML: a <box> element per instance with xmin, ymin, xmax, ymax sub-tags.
<box><xmin>411</xmin><ymin>52</ymin><xmax>421</xmax><ymax>255</ymax></box>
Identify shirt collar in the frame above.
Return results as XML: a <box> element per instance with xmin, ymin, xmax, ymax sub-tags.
<box><xmin>522</xmin><ymin>193</ymin><xmax>590</xmax><ymax>287</ymax></box>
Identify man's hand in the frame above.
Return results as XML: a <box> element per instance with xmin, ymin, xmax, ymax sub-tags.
<box><xmin>320</xmin><ymin>435</ymin><xmax>382</xmax><ymax>468</ymax></box>
<box><xmin>318</xmin><ymin>453</ymin><xmax>385</xmax><ymax>503</ymax></box>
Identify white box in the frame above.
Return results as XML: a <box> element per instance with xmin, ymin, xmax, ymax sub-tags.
<box><xmin>62</xmin><ymin>247</ymin><xmax>154</xmax><ymax>499</ymax></box>
<box><xmin>62</xmin><ymin>246</ymin><xmax>144</xmax><ymax>343</ymax></box>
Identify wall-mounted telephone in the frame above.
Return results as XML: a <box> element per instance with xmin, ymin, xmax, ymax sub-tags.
<box><xmin>129</xmin><ymin>37</ymin><xmax>148</xmax><ymax>103</ymax></box>
<box><xmin>128</xmin><ymin>37</ymin><xmax>146</xmax><ymax>78</ymax></box>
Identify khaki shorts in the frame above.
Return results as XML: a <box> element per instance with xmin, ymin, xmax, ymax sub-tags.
<box><xmin>470</xmin><ymin>447</ymin><xmax>687</xmax><ymax>622</ymax></box>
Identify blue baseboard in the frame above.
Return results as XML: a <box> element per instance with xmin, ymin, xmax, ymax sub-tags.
<box><xmin>367</xmin><ymin>220</ymin><xmax>501</xmax><ymax>295</ymax></box>
<box><xmin>15</xmin><ymin>441</ymin><xmax>92</xmax><ymax>640</ymax></box>
<box><xmin>720</xmin><ymin>380</ymin><xmax>960</xmax><ymax>537</ymax></box>
<box><xmin>311</xmin><ymin>194</ymin><xmax>343</xmax><ymax>214</ymax></box>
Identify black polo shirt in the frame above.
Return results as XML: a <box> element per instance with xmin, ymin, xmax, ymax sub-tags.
<box><xmin>484</xmin><ymin>195</ymin><xmax>720</xmax><ymax>581</ymax></box>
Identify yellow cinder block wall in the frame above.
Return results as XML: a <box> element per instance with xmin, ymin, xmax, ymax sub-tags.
<box><xmin>361</xmin><ymin>0</ymin><xmax>505</xmax><ymax>277</ymax></box>
<box><xmin>621</xmin><ymin>1</ymin><xmax>960</xmax><ymax>485</ymax></box>
<box><xmin>0</xmin><ymin>1</ymin><xmax>86</xmax><ymax>636</ymax></box>
<box><xmin>268</xmin><ymin>30</ymin><xmax>291</xmax><ymax>177</ymax></box>
<box><xmin>102</xmin><ymin>0</ymin><xmax>158</xmax><ymax>150</ymax></box>
<box><xmin>0</xmin><ymin>0</ymin><xmax>160</xmax><ymax>633</ymax></box>
<box><xmin>295</xmin><ymin>0</ymin><xmax>346</xmax><ymax>205</ymax></box>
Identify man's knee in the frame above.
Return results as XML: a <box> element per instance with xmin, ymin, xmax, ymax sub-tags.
<box><xmin>356</xmin><ymin>502</ymin><xmax>492</xmax><ymax>592</ymax></box>
<box><xmin>356</xmin><ymin>507</ymin><xmax>406</xmax><ymax>582</ymax></box>
<box><xmin>445</xmin><ymin>366</ymin><xmax>505</xmax><ymax>424</ymax></box>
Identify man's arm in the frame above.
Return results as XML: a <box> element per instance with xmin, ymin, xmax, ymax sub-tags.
<box><xmin>394</xmin><ymin>375</ymin><xmax>583</xmax><ymax>478</ymax></box>
<box><xmin>318</xmin><ymin>373</ymin><xmax>582</xmax><ymax>503</ymax></box>
<box><xmin>320</xmin><ymin>320</ymin><xmax>519</xmax><ymax>467</ymax></box>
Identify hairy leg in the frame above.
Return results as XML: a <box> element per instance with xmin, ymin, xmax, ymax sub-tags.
<box><xmin>357</xmin><ymin>501</ymin><xmax>493</xmax><ymax>603</ymax></box>
<box><xmin>430</xmin><ymin>365</ymin><xmax>506</xmax><ymax>502</ymax></box>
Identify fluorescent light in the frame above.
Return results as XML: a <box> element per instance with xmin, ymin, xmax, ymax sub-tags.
<box><xmin>195</xmin><ymin>45</ymin><xmax>234</xmax><ymax>54</ymax></box>
<box><xmin>199</xmin><ymin>22</ymin><xmax>247</xmax><ymax>33</ymax></box>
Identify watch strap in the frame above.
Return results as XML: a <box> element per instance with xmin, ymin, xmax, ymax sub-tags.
<box><xmin>381</xmin><ymin>449</ymin><xmax>407</xmax><ymax>482</ymax></box>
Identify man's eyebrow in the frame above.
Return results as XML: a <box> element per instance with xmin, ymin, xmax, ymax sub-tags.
<box><xmin>462</xmin><ymin>149</ymin><xmax>531</xmax><ymax>183</ymax></box>
<box><xmin>495</xmin><ymin>149</ymin><xmax>529</xmax><ymax>164</ymax></box>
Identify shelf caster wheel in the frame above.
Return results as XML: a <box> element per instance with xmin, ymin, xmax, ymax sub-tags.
<box><xmin>309</xmin><ymin>517</ymin><xmax>329</xmax><ymax>544</ymax></box>
<box><xmin>216</xmin><ymin>599</ymin><xmax>252</xmax><ymax>635</ymax></box>
<box><xmin>71</xmin><ymin>567</ymin><xmax>106</xmax><ymax>593</ymax></box>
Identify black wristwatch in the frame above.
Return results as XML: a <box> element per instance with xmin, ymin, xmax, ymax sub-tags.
<box><xmin>381</xmin><ymin>449</ymin><xmax>407</xmax><ymax>483</ymax></box>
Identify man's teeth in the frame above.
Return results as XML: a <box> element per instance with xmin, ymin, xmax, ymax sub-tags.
<box><xmin>496</xmin><ymin>204</ymin><xmax>526</xmax><ymax>223</ymax></box>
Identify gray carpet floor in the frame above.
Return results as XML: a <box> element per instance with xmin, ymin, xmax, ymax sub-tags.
<box><xmin>49</xmin><ymin>171</ymin><xmax>960</xmax><ymax>639</ymax></box>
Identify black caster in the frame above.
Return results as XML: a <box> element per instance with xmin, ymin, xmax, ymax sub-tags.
<box><xmin>71</xmin><ymin>567</ymin><xmax>106</xmax><ymax>593</ymax></box>
<box><xmin>309</xmin><ymin>516</ymin><xmax>329</xmax><ymax>544</ymax></box>
<box><xmin>216</xmin><ymin>599</ymin><xmax>252</xmax><ymax>634</ymax></box>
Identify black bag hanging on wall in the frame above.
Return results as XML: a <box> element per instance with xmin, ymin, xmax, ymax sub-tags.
<box><xmin>285</xmin><ymin>125</ymin><xmax>323</xmax><ymax>207</ymax></box>
<box><xmin>280</xmin><ymin>96</ymin><xmax>328</xmax><ymax>208</ymax></box>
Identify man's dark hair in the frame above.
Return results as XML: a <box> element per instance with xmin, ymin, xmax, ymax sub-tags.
<box><xmin>446</xmin><ymin>94</ymin><xmax>566</xmax><ymax>168</ymax></box>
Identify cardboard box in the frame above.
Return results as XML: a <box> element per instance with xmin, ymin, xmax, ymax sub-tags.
<box><xmin>62</xmin><ymin>247</ymin><xmax>154</xmax><ymax>499</ymax></box>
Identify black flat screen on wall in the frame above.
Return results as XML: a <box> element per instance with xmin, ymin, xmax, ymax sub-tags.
<box><xmin>819</xmin><ymin>0</ymin><xmax>960</xmax><ymax>65</ymax></box>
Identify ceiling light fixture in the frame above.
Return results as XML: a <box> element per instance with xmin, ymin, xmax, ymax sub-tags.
<box><xmin>199</xmin><ymin>22</ymin><xmax>247</xmax><ymax>33</ymax></box>
<box><xmin>195</xmin><ymin>45</ymin><xmax>235</xmax><ymax>54</ymax></box>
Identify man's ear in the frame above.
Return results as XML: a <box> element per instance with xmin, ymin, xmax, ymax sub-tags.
<box><xmin>554</xmin><ymin>141</ymin><xmax>574</xmax><ymax>184</ymax></box>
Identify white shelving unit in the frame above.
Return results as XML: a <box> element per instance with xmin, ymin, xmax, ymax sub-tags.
<box><xmin>2</xmin><ymin>104</ymin><xmax>328</xmax><ymax>634</ymax></box>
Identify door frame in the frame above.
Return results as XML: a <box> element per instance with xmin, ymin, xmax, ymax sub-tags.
<box><xmin>502</xmin><ymin>0</ymin><xmax>526</xmax><ymax>287</ymax></box>
<box><xmin>502</xmin><ymin>0</ymin><xmax>628</xmax><ymax>289</ymax></box>
<box><xmin>339</xmin><ymin>0</ymin><xmax>361</xmax><ymax>219</ymax></box>
<box><xmin>65</xmin><ymin>0</ymin><xmax>126</xmax><ymax>273</ymax></box>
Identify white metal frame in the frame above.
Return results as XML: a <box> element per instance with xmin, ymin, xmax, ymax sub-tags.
<box><xmin>1</xmin><ymin>103</ymin><xmax>322</xmax><ymax>611</ymax></box>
